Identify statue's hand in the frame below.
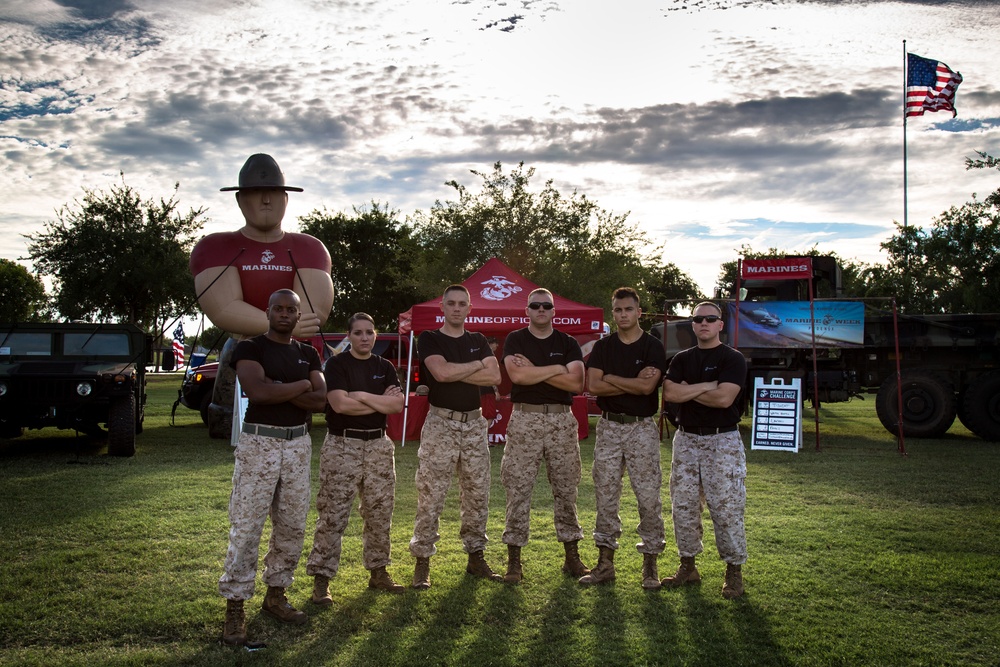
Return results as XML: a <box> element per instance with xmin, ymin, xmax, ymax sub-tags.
<box><xmin>293</xmin><ymin>313</ymin><xmax>322</xmax><ymax>337</ymax></box>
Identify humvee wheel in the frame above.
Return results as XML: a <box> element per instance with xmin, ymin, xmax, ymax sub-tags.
<box><xmin>108</xmin><ymin>395</ymin><xmax>137</xmax><ymax>457</ymax></box>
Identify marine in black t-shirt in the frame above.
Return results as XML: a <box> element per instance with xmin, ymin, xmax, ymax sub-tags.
<box><xmin>587</xmin><ymin>330</ymin><xmax>667</xmax><ymax>417</ymax></box>
<box><xmin>324</xmin><ymin>352</ymin><xmax>400</xmax><ymax>431</ymax></box>
<box><xmin>503</xmin><ymin>327</ymin><xmax>583</xmax><ymax>405</ymax></box>
<box><xmin>665</xmin><ymin>343</ymin><xmax>746</xmax><ymax>428</ymax></box>
<box><xmin>231</xmin><ymin>334</ymin><xmax>322</xmax><ymax>426</ymax></box>
<box><xmin>418</xmin><ymin>329</ymin><xmax>494</xmax><ymax>411</ymax></box>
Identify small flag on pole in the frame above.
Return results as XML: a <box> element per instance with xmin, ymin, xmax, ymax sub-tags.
<box><xmin>172</xmin><ymin>324</ymin><xmax>186</xmax><ymax>369</ymax></box>
<box><xmin>906</xmin><ymin>53</ymin><xmax>962</xmax><ymax>118</ymax></box>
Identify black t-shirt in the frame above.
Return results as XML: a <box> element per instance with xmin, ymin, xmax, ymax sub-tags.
<box><xmin>418</xmin><ymin>329</ymin><xmax>493</xmax><ymax>411</ymax></box>
<box><xmin>324</xmin><ymin>352</ymin><xmax>400</xmax><ymax>431</ymax></box>
<box><xmin>503</xmin><ymin>327</ymin><xmax>583</xmax><ymax>405</ymax></box>
<box><xmin>231</xmin><ymin>335</ymin><xmax>321</xmax><ymax>426</ymax></box>
<box><xmin>665</xmin><ymin>343</ymin><xmax>746</xmax><ymax>428</ymax></box>
<box><xmin>587</xmin><ymin>331</ymin><xmax>667</xmax><ymax>417</ymax></box>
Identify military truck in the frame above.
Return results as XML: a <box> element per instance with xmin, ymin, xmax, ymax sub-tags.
<box><xmin>0</xmin><ymin>322</ymin><xmax>151</xmax><ymax>456</ymax></box>
<box><xmin>655</xmin><ymin>256</ymin><xmax>1000</xmax><ymax>441</ymax></box>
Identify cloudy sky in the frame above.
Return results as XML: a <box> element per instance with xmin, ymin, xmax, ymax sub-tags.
<box><xmin>2</xmin><ymin>0</ymin><xmax>999</xmax><ymax>297</ymax></box>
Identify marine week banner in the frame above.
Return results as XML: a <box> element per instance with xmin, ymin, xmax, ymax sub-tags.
<box><xmin>728</xmin><ymin>301</ymin><xmax>865</xmax><ymax>348</ymax></box>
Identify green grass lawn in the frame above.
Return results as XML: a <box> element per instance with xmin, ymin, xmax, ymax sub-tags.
<box><xmin>1</xmin><ymin>374</ymin><xmax>998</xmax><ymax>666</ymax></box>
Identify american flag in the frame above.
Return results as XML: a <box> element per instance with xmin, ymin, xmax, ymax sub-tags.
<box><xmin>906</xmin><ymin>53</ymin><xmax>962</xmax><ymax>118</ymax></box>
<box><xmin>172</xmin><ymin>323</ymin><xmax>186</xmax><ymax>369</ymax></box>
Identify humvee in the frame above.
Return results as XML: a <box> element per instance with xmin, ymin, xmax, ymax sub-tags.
<box><xmin>0</xmin><ymin>322</ymin><xmax>151</xmax><ymax>456</ymax></box>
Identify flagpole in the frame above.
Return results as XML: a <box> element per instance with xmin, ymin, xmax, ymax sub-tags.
<box><xmin>902</xmin><ymin>40</ymin><xmax>908</xmax><ymax>231</ymax></box>
<box><xmin>902</xmin><ymin>40</ymin><xmax>910</xmax><ymax>305</ymax></box>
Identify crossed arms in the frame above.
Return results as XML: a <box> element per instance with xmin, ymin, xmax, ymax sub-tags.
<box><xmin>236</xmin><ymin>360</ymin><xmax>327</xmax><ymax>412</ymax></box>
<box><xmin>587</xmin><ymin>365</ymin><xmax>661</xmax><ymax>397</ymax></box>
<box><xmin>506</xmin><ymin>354</ymin><xmax>585</xmax><ymax>393</ymax></box>
<box><xmin>423</xmin><ymin>355</ymin><xmax>502</xmax><ymax>387</ymax></box>
<box><xmin>662</xmin><ymin>378</ymin><xmax>741</xmax><ymax>409</ymax></box>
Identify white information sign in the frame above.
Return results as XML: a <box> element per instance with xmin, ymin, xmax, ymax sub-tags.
<box><xmin>751</xmin><ymin>377</ymin><xmax>802</xmax><ymax>452</ymax></box>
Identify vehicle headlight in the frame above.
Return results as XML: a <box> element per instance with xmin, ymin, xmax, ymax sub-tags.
<box><xmin>0</xmin><ymin>381</ymin><xmax>7</xmax><ymax>397</ymax></box>
<box><xmin>76</xmin><ymin>382</ymin><xmax>93</xmax><ymax>396</ymax></box>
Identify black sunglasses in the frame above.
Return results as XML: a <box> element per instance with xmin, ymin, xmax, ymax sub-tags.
<box><xmin>528</xmin><ymin>302</ymin><xmax>554</xmax><ymax>311</ymax></box>
<box><xmin>691</xmin><ymin>315</ymin><xmax>720</xmax><ymax>324</ymax></box>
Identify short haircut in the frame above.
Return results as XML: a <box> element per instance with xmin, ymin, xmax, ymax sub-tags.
<box><xmin>612</xmin><ymin>287</ymin><xmax>640</xmax><ymax>306</ymax></box>
<box><xmin>347</xmin><ymin>312</ymin><xmax>375</xmax><ymax>331</ymax></box>
<box><xmin>442</xmin><ymin>284</ymin><xmax>470</xmax><ymax>299</ymax></box>
<box><xmin>268</xmin><ymin>289</ymin><xmax>300</xmax><ymax>307</ymax></box>
<box><xmin>692</xmin><ymin>301</ymin><xmax>723</xmax><ymax>317</ymax></box>
<box><xmin>528</xmin><ymin>288</ymin><xmax>552</xmax><ymax>301</ymax></box>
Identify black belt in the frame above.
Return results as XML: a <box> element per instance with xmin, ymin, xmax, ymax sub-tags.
<box><xmin>601</xmin><ymin>411</ymin><xmax>648</xmax><ymax>424</ymax></box>
<box><xmin>330</xmin><ymin>428</ymin><xmax>386</xmax><ymax>441</ymax></box>
<box><xmin>514</xmin><ymin>403</ymin><xmax>571</xmax><ymax>414</ymax></box>
<box><xmin>242</xmin><ymin>423</ymin><xmax>309</xmax><ymax>440</ymax></box>
<box><xmin>679</xmin><ymin>425</ymin><xmax>739</xmax><ymax>436</ymax></box>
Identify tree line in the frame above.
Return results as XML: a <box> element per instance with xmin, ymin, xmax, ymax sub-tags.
<box><xmin>7</xmin><ymin>155</ymin><xmax>999</xmax><ymax>341</ymax></box>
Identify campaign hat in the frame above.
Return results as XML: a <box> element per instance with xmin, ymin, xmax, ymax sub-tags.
<box><xmin>220</xmin><ymin>153</ymin><xmax>303</xmax><ymax>192</ymax></box>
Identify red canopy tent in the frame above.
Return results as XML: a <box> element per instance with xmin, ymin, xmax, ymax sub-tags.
<box><xmin>398</xmin><ymin>257</ymin><xmax>605</xmax><ymax>336</ymax></box>
<box><xmin>394</xmin><ymin>258</ymin><xmax>605</xmax><ymax>445</ymax></box>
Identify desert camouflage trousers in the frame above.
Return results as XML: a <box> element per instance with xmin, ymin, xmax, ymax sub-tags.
<box><xmin>409</xmin><ymin>412</ymin><xmax>493</xmax><ymax>558</ymax></box>
<box><xmin>670</xmin><ymin>429</ymin><xmax>747</xmax><ymax>565</ymax></box>
<box><xmin>501</xmin><ymin>410</ymin><xmax>584</xmax><ymax>546</ymax></box>
<box><xmin>306</xmin><ymin>433</ymin><xmax>396</xmax><ymax>578</ymax></box>
<box><xmin>219</xmin><ymin>429</ymin><xmax>311</xmax><ymax>601</ymax></box>
<box><xmin>591</xmin><ymin>418</ymin><xmax>666</xmax><ymax>554</ymax></box>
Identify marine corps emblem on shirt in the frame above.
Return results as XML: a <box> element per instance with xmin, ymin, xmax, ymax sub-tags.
<box><xmin>261</xmin><ymin>249</ymin><xmax>275</xmax><ymax>264</ymax></box>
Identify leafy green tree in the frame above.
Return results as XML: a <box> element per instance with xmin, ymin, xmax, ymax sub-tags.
<box><xmin>298</xmin><ymin>201</ymin><xmax>424</xmax><ymax>332</ymax></box>
<box><xmin>857</xmin><ymin>151</ymin><xmax>1000</xmax><ymax>314</ymax></box>
<box><xmin>191</xmin><ymin>324</ymin><xmax>231</xmax><ymax>353</ymax></box>
<box><xmin>410</xmin><ymin>162</ymin><xmax>678</xmax><ymax>320</ymax></box>
<box><xmin>643</xmin><ymin>262</ymin><xmax>704</xmax><ymax>321</ymax></box>
<box><xmin>25</xmin><ymin>179</ymin><xmax>205</xmax><ymax>333</ymax></box>
<box><xmin>965</xmin><ymin>150</ymin><xmax>1000</xmax><ymax>207</ymax></box>
<box><xmin>860</xmin><ymin>201</ymin><xmax>1000</xmax><ymax>314</ymax></box>
<box><xmin>0</xmin><ymin>259</ymin><xmax>50</xmax><ymax>322</ymax></box>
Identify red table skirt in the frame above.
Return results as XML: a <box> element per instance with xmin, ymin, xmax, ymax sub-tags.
<box><xmin>387</xmin><ymin>395</ymin><xmax>589</xmax><ymax>444</ymax></box>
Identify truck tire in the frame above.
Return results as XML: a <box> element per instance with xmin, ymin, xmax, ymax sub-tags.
<box><xmin>961</xmin><ymin>371</ymin><xmax>1000</xmax><ymax>441</ymax></box>
<box><xmin>108</xmin><ymin>395</ymin><xmax>137</xmax><ymax>457</ymax></box>
<box><xmin>875</xmin><ymin>371</ymin><xmax>956</xmax><ymax>438</ymax></box>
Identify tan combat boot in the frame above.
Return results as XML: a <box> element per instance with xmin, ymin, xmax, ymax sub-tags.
<box><xmin>369</xmin><ymin>566</ymin><xmax>405</xmax><ymax>594</ymax></box>
<box><xmin>578</xmin><ymin>546</ymin><xmax>615</xmax><ymax>586</ymax></box>
<box><xmin>222</xmin><ymin>599</ymin><xmax>246</xmax><ymax>646</ymax></box>
<box><xmin>661</xmin><ymin>556</ymin><xmax>701</xmax><ymax>588</ymax></box>
<box><xmin>262</xmin><ymin>586</ymin><xmax>308</xmax><ymax>625</ymax></box>
<box><xmin>503</xmin><ymin>545</ymin><xmax>522</xmax><ymax>584</ymax></box>
<box><xmin>722</xmin><ymin>563</ymin><xmax>744</xmax><ymax>599</ymax></box>
<box><xmin>561</xmin><ymin>540</ymin><xmax>590</xmax><ymax>577</ymax></box>
<box><xmin>641</xmin><ymin>553</ymin><xmax>661</xmax><ymax>590</ymax></box>
<box><xmin>311</xmin><ymin>575</ymin><xmax>333</xmax><ymax>607</ymax></box>
<box><xmin>412</xmin><ymin>557</ymin><xmax>431</xmax><ymax>590</ymax></box>
<box><xmin>466</xmin><ymin>550</ymin><xmax>503</xmax><ymax>581</ymax></box>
